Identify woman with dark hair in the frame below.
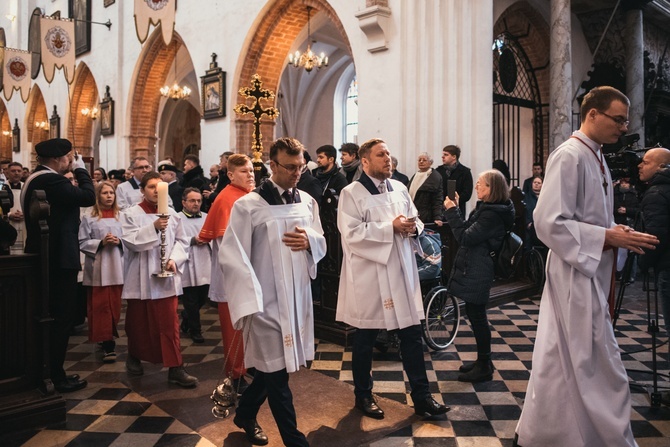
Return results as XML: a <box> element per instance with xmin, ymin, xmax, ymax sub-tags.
<box><xmin>92</xmin><ymin>167</ymin><xmax>108</xmax><ymax>184</ymax></box>
<box><xmin>443</xmin><ymin>169</ymin><xmax>515</xmax><ymax>382</ymax></box>
<box><xmin>79</xmin><ymin>181</ymin><xmax>123</xmax><ymax>362</ymax></box>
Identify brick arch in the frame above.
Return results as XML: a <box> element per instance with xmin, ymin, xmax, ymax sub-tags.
<box><xmin>129</xmin><ymin>29</ymin><xmax>186</xmax><ymax>161</ymax></box>
<box><xmin>69</xmin><ymin>62</ymin><xmax>100</xmax><ymax>157</ymax></box>
<box><xmin>494</xmin><ymin>1</ymin><xmax>551</xmax><ymax>161</ymax></box>
<box><xmin>26</xmin><ymin>86</ymin><xmax>49</xmax><ymax>167</ymax></box>
<box><xmin>235</xmin><ymin>0</ymin><xmax>352</xmax><ymax>154</ymax></box>
<box><xmin>0</xmin><ymin>101</ymin><xmax>11</xmax><ymax>159</ymax></box>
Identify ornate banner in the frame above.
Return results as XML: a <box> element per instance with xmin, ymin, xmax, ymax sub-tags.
<box><xmin>2</xmin><ymin>47</ymin><xmax>32</xmax><ymax>102</ymax></box>
<box><xmin>134</xmin><ymin>0</ymin><xmax>175</xmax><ymax>46</ymax></box>
<box><xmin>40</xmin><ymin>16</ymin><xmax>75</xmax><ymax>84</ymax></box>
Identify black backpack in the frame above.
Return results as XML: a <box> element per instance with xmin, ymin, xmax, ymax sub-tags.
<box><xmin>490</xmin><ymin>230</ymin><xmax>523</xmax><ymax>279</ymax></box>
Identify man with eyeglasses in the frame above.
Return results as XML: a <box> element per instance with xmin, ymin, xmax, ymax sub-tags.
<box><xmin>116</xmin><ymin>157</ymin><xmax>153</xmax><ymax>209</ymax></box>
<box><xmin>178</xmin><ymin>187</ymin><xmax>210</xmax><ymax>344</ymax></box>
<box><xmin>220</xmin><ymin>137</ymin><xmax>326</xmax><ymax>446</ymax></box>
<box><xmin>515</xmin><ymin>86</ymin><xmax>659</xmax><ymax>447</ymax></box>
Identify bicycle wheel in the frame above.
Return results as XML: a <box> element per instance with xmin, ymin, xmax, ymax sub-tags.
<box><xmin>525</xmin><ymin>248</ymin><xmax>545</xmax><ymax>288</ymax></box>
<box><xmin>422</xmin><ymin>286</ymin><xmax>460</xmax><ymax>351</ymax></box>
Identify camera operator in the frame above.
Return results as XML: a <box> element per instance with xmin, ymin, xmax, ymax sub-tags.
<box><xmin>638</xmin><ymin>147</ymin><xmax>670</xmax><ymax>346</ymax></box>
<box><xmin>614</xmin><ymin>177</ymin><xmax>640</xmax><ymax>283</ymax></box>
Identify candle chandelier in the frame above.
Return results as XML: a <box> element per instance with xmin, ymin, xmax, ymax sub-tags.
<box><xmin>81</xmin><ymin>107</ymin><xmax>99</xmax><ymax>120</ymax></box>
<box><xmin>161</xmin><ymin>48</ymin><xmax>191</xmax><ymax>101</ymax></box>
<box><xmin>288</xmin><ymin>6</ymin><xmax>328</xmax><ymax>73</ymax></box>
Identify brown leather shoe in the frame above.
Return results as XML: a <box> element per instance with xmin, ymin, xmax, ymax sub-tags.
<box><xmin>233</xmin><ymin>416</ymin><xmax>269</xmax><ymax>445</ymax></box>
<box><xmin>355</xmin><ymin>396</ymin><xmax>385</xmax><ymax>419</ymax></box>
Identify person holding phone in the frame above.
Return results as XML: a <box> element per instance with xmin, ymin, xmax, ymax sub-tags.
<box><xmin>337</xmin><ymin>138</ymin><xmax>449</xmax><ymax>419</ymax></box>
<box><xmin>443</xmin><ymin>169</ymin><xmax>515</xmax><ymax>382</ymax></box>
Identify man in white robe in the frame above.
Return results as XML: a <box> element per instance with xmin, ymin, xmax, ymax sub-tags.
<box><xmin>337</xmin><ymin>138</ymin><xmax>448</xmax><ymax>420</ymax></box>
<box><xmin>179</xmin><ymin>187</ymin><xmax>211</xmax><ymax>343</ymax></box>
<box><xmin>515</xmin><ymin>87</ymin><xmax>658</xmax><ymax>447</ymax></box>
<box><xmin>6</xmin><ymin>162</ymin><xmax>25</xmax><ymax>254</ymax></box>
<box><xmin>116</xmin><ymin>157</ymin><xmax>152</xmax><ymax>210</ymax></box>
<box><xmin>221</xmin><ymin>138</ymin><xmax>326</xmax><ymax>447</ymax></box>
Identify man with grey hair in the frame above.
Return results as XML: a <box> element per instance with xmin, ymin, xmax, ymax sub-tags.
<box><xmin>116</xmin><ymin>156</ymin><xmax>152</xmax><ymax>209</ymax></box>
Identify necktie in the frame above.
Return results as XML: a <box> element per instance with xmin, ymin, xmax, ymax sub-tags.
<box><xmin>282</xmin><ymin>189</ymin><xmax>294</xmax><ymax>204</ymax></box>
<box><xmin>378</xmin><ymin>181</ymin><xmax>387</xmax><ymax>194</ymax></box>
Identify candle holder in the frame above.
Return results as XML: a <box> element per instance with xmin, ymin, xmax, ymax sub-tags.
<box><xmin>152</xmin><ymin>213</ymin><xmax>174</xmax><ymax>278</ymax></box>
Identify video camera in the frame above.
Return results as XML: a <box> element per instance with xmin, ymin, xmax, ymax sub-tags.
<box><xmin>602</xmin><ymin>133</ymin><xmax>644</xmax><ymax>183</ymax></box>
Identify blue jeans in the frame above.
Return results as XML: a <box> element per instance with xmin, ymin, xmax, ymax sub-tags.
<box><xmin>657</xmin><ymin>269</ymin><xmax>670</xmax><ymax>336</ymax></box>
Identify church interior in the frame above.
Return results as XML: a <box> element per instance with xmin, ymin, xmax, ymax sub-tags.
<box><xmin>2</xmin><ymin>0</ymin><xmax>670</xmax><ymax>445</ymax></box>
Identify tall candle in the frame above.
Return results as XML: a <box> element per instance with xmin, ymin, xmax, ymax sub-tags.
<box><xmin>157</xmin><ymin>181</ymin><xmax>169</xmax><ymax>214</ymax></box>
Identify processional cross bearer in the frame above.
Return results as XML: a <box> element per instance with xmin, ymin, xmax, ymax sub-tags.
<box><xmin>234</xmin><ymin>74</ymin><xmax>279</xmax><ymax>183</ymax></box>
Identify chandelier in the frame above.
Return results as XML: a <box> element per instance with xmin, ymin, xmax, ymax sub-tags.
<box><xmin>161</xmin><ymin>48</ymin><xmax>191</xmax><ymax>100</ymax></box>
<box><xmin>288</xmin><ymin>6</ymin><xmax>328</xmax><ymax>73</ymax></box>
<box><xmin>81</xmin><ymin>107</ymin><xmax>99</xmax><ymax>120</ymax></box>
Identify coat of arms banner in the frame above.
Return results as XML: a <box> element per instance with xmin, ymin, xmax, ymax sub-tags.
<box><xmin>40</xmin><ymin>16</ymin><xmax>76</xmax><ymax>84</ymax></box>
<box><xmin>134</xmin><ymin>0</ymin><xmax>175</xmax><ymax>46</ymax></box>
<box><xmin>2</xmin><ymin>47</ymin><xmax>32</xmax><ymax>102</ymax></box>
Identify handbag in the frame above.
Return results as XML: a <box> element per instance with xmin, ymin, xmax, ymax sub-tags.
<box><xmin>490</xmin><ymin>230</ymin><xmax>523</xmax><ymax>279</ymax></box>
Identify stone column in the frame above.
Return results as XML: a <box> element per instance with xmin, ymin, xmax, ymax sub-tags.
<box><xmin>624</xmin><ymin>4</ymin><xmax>645</xmax><ymax>144</ymax></box>
<box><xmin>549</xmin><ymin>0</ymin><xmax>572</xmax><ymax>151</ymax></box>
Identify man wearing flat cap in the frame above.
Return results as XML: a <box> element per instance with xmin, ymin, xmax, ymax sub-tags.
<box><xmin>22</xmin><ymin>138</ymin><xmax>95</xmax><ymax>393</ymax></box>
<box><xmin>158</xmin><ymin>163</ymin><xmax>184</xmax><ymax>212</ymax></box>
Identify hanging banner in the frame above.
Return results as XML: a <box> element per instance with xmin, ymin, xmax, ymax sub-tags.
<box><xmin>2</xmin><ymin>47</ymin><xmax>32</xmax><ymax>102</ymax></box>
<box><xmin>40</xmin><ymin>16</ymin><xmax>75</xmax><ymax>84</ymax></box>
<box><xmin>134</xmin><ymin>0</ymin><xmax>175</xmax><ymax>46</ymax></box>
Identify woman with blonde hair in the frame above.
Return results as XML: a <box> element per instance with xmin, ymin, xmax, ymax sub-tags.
<box><xmin>79</xmin><ymin>181</ymin><xmax>124</xmax><ymax>362</ymax></box>
<box><xmin>444</xmin><ymin>169</ymin><xmax>515</xmax><ymax>382</ymax></box>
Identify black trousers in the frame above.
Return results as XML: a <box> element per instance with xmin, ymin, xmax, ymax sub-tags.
<box><xmin>180</xmin><ymin>284</ymin><xmax>209</xmax><ymax>332</ymax></box>
<box><xmin>236</xmin><ymin>369</ymin><xmax>309</xmax><ymax>447</ymax></box>
<box><xmin>464</xmin><ymin>302</ymin><xmax>491</xmax><ymax>358</ymax></box>
<box><xmin>352</xmin><ymin>325</ymin><xmax>430</xmax><ymax>402</ymax></box>
<box><xmin>49</xmin><ymin>268</ymin><xmax>79</xmax><ymax>382</ymax></box>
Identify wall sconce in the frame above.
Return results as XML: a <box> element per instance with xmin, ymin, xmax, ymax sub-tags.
<box><xmin>2</xmin><ymin>130</ymin><xmax>11</xmax><ymax>137</ymax></box>
<box><xmin>35</xmin><ymin>121</ymin><xmax>49</xmax><ymax>130</ymax></box>
<box><xmin>81</xmin><ymin>107</ymin><xmax>99</xmax><ymax>120</ymax></box>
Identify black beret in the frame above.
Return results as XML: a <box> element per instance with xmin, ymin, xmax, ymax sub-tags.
<box><xmin>108</xmin><ymin>169</ymin><xmax>124</xmax><ymax>181</ymax></box>
<box><xmin>35</xmin><ymin>138</ymin><xmax>72</xmax><ymax>158</ymax></box>
<box><xmin>157</xmin><ymin>164</ymin><xmax>178</xmax><ymax>173</ymax></box>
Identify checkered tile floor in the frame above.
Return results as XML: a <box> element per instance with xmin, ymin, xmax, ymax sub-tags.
<box><xmin>2</xmin><ymin>292</ymin><xmax>670</xmax><ymax>447</ymax></box>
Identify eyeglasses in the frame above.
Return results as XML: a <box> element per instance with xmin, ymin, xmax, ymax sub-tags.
<box><xmin>134</xmin><ymin>164</ymin><xmax>152</xmax><ymax>170</ymax></box>
<box><xmin>599</xmin><ymin>111</ymin><xmax>629</xmax><ymax>128</ymax></box>
<box><xmin>184</xmin><ymin>199</ymin><xmax>202</xmax><ymax>203</ymax></box>
<box><xmin>273</xmin><ymin>161</ymin><xmax>305</xmax><ymax>174</ymax></box>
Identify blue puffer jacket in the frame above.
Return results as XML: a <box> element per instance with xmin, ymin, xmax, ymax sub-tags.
<box><xmin>445</xmin><ymin>199</ymin><xmax>515</xmax><ymax>305</ymax></box>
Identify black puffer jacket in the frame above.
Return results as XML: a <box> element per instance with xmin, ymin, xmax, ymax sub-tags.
<box><xmin>408</xmin><ymin>169</ymin><xmax>443</xmax><ymax>224</ymax></box>
<box><xmin>445</xmin><ymin>199</ymin><xmax>515</xmax><ymax>304</ymax></box>
<box><xmin>639</xmin><ymin>169</ymin><xmax>670</xmax><ymax>272</ymax></box>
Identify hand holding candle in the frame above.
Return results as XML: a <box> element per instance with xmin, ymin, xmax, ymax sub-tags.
<box><xmin>157</xmin><ymin>181</ymin><xmax>169</xmax><ymax>214</ymax></box>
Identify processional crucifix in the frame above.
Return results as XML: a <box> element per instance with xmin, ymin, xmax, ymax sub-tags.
<box><xmin>234</xmin><ymin>74</ymin><xmax>279</xmax><ymax>182</ymax></box>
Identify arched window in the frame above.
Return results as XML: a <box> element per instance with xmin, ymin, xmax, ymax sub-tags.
<box><xmin>345</xmin><ymin>77</ymin><xmax>358</xmax><ymax>144</ymax></box>
<box><xmin>333</xmin><ymin>65</ymin><xmax>357</xmax><ymax>149</ymax></box>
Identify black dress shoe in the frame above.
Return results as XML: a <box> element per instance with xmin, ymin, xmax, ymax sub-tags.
<box><xmin>414</xmin><ymin>396</ymin><xmax>449</xmax><ymax>416</ymax></box>
<box><xmin>54</xmin><ymin>377</ymin><xmax>88</xmax><ymax>393</ymax></box>
<box><xmin>233</xmin><ymin>416</ymin><xmax>269</xmax><ymax>446</ymax></box>
<box><xmin>189</xmin><ymin>330</ymin><xmax>205</xmax><ymax>343</ymax></box>
<box><xmin>66</xmin><ymin>374</ymin><xmax>80</xmax><ymax>381</ymax></box>
<box><xmin>355</xmin><ymin>396</ymin><xmax>385</xmax><ymax>419</ymax></box>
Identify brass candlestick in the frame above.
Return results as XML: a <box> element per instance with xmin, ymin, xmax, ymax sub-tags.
<box><xmin>152</xmin><ymin>213</ymin><xmax>174</xmax><ymax>278</ymax></box>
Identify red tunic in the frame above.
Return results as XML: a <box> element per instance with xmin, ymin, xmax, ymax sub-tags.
<box><xmin>199</xmin><ymin>184</ymin><xmax>249</xmax><ymax>378</ymax></box>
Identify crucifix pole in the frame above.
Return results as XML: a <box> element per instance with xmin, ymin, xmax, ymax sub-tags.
<box><xmin>234</xmin><ymin>74</ymin><xmax>280</xmax><ymax>183</ymax></box>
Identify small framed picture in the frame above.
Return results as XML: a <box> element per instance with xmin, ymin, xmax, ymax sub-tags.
<box><xmin>200</xmin><ymin>54</ymin><xmax>226</xmax><ymax>120</ymax></box>
<box><xmin>49</xmin><ymin>105</ymin><xmax>60</xmax><ymax>139</ymax></box>
<box><xmin>100</xmin><ymin>86</ymin><xmax>114</xmax><ymax>136</ymax></box>
<box><xmin>104</xmin><ymin>0</ymin><xmax>115</xmax><ymax>7</ymax></box>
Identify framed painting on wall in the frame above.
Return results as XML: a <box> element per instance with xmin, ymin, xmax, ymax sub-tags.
<box><xmin>200</xmin><ymin>54</ymin><xmax>226</xmax><ymax>120</ymax></box>
<box><xmin>100</xmin><ymin>86</ymin><xmax>114</xmax><ymax>136</ymax></box>
<box><xmin>12</xmin><ymin>119</ymin><xmax>20</xmax><ymax>153</ymax></box>
<box><xmin>49</xmin><ymin>106</ymin><xmax>60</xmax><ymax>139</ymax></box>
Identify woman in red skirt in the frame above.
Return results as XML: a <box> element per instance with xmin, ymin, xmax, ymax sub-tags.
<box><xmin>79</xmin><ymin>181</ymin><xmax>124</xmax><ymax>362</ymax></box>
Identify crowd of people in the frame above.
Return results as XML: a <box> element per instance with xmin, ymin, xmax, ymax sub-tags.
<box><xmin>3</xmin><ymin>85</ymin><xmax>669</xmax><ymax>446</ymax></box>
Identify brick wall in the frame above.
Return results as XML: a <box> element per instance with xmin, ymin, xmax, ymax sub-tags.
<box><xmin>69</xmin><ymin>63</ymin><xmax>99</xmax><ymax>158</ymax></box>
<box><xmin>235</xmin><ymin>0</ymin><xmax>352</xmax><ymax>153</ymax></box>
<box><xmin>0</xmin><ymin>104</ymin><xmax>10</xmax><ymax>159</ymax></box>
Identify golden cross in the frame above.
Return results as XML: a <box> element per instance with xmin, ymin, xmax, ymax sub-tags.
<box><xmin>234</xmin><ymin>74</ymin><xmax>279</xmax><ymax>164</ymax></box>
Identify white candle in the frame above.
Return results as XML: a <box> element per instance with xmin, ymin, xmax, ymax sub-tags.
<box><xmin>157</xmin><ymin>181</ymin><xmax>169</xmax><ymax>214</ymax></box>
